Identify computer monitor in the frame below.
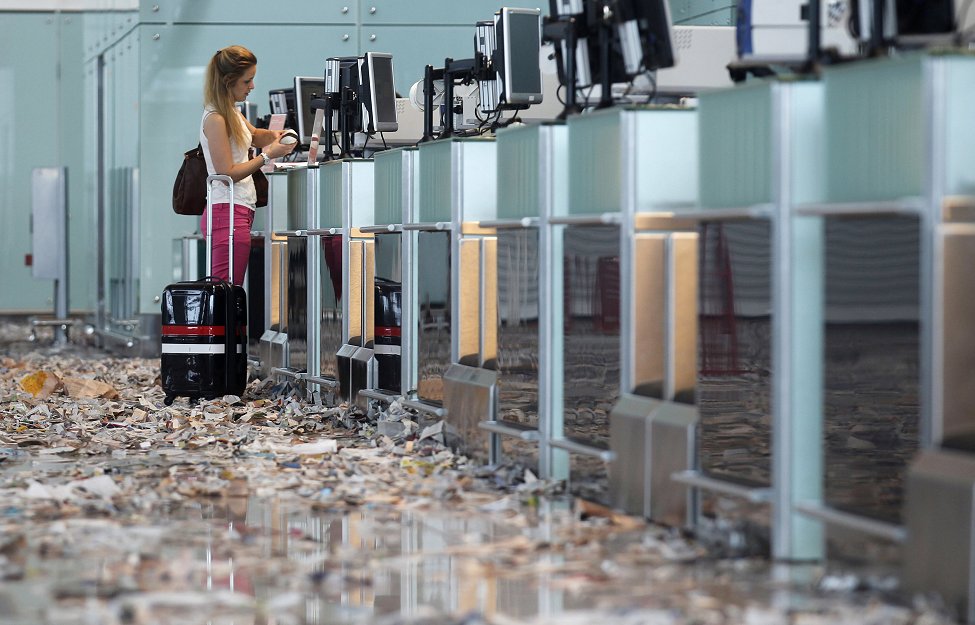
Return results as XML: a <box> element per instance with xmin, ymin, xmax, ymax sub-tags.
<box><xmin>358</xmin><ymin>52</ymin><xmax>399</xmax><ymax>133</ymax></box>
<box><xmin>896</xmin><ymin>0</ymin><xmax>955</xmax><ymax>41</ymax></box>
<box><xmin>852</xmin><ymin>0</ymin><xmax>955</xmax><ymax>47</ymax></box>
<box><xmin>293</xmin><ymin>76</ymin><xmax>326</xmax><ymax>146</ymax></box>
<box><xmin>615</xmin><ymin>0</ymin><xmax>677</xmax><ymax>75</ymax></box>
<box><xmin>495</xmin><ymin>7</ymin><xmax>544</xmax><ymax>108</ymax></box>
<box><xmin>268</xmin><ymin>87</ymin><xmax>296</xmax><ymax>132</ymax></box>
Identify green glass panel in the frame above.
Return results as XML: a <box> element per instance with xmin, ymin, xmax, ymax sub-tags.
<box><xmin>418</xmin><ymin>139</ymin><xmax>452</xmax><ymax>223</ymax></box>
<box><xmin>788</xmin><ymin>81</ymin><xmax>827</xmax><ymax>206</ymax></box>
<box><xmin>567</xmin><ymin>108</ymin><xmax>621</xmax><ymax>215</ymax></box>
<box><xmin>824</xmin><ymin>54</ymin><xmax>924</xmax><ymax>202</ymax></box>
<box><xmin>941</xmin><ymin>56</ymin><xmax>975</xmax><ymax>197</ymax></box>
<box><xmin>321</xmin><ymin>162</ymin><xmax>344</xmax><ymax>229</ymax></box>
<box><xmin>631</xmin><ymin>108</ymin><xmax>699</xmax><ymax>210</ymax></box>
<box><xmin>698</xmin><ymin>82</ymin><xmax>773</xmax><ymax>208</ymax></box>
<box><xmin>496</xmin><ymin>124</ymin><xmax>540</xmax><ymax>220</ymax></box>
<box><xmin>374</xmin><ymin>148</ymin><xmax>414</xmax><ymax>225</ymax></box>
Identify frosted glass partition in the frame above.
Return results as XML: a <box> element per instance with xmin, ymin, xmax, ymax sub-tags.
<box><xmin>825</xmin><ymin>53</ymin><xmax>975</xmax><ymax>202</ymax></box>
<box><xmin>825</xmin><ymin>55</ymin><xmax>923</xmax><ymax>203</ymax></box>
<box><xmin>320</xmin><ymin>164</ymin><xmax>343</xmax><ymax>230</ymax></box>
<box><xmin>417</xmin><ymin>140</ymin><xmax>454</xmax><ymax>224</ymax></box>
<box><xmin>496</xmin><ymin>124</ymin><xmax>542</xmax><ymax>220</ymax></box>
<box><xmin>567</xmin><ymin>106</ymin><xmax>698</xmax><ymax>216</ymax></box>
<box><xmin>417</xmin><ymin>137</ymin><xmax>498</xmax><ymax>225</ymax></box>
<box><xmin>374</xmin><ymin>148</ymin><xmax>416</xmax><ymax>226</ymax></box>
<box><xmin>698</xmin><ymin>83</ymin><xmax>773</xmax><ymax>209</ymax></box>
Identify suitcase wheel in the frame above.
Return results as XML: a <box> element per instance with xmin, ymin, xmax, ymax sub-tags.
<box><xmin>163</xmin><ymin>395</ymin><xmax>175</xmax><ymax>406</ymax></box>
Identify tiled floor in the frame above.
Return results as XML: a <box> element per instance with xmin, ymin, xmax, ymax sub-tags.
<box><xmin>0</xmin><ymin>322</ymin><xmax>960</xmax><ymax>625</ymax></box>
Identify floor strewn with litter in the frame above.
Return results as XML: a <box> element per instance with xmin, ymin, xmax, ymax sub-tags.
<box><xmin>0</xmin><ymin>322</ymin><xmax>959</xmax><ymax>624</ymax></box>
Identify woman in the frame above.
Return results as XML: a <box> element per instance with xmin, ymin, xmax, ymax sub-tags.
<box><xmin>201</xmin><ymin>45</ymin><xmax>295</xmax><ymax>285</ymax></box>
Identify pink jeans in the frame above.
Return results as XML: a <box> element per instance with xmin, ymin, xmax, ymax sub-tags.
<box><xmin>200</xmin><ymin>203</ymin><xmax>254</xmax><ymax>286</ymax></box>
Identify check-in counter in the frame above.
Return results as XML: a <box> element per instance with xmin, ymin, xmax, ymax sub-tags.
<box><xmin>314</xmin><ymin>159</ymin><xmax>376</xmax><ymax>408</ymax></box>
<box><xmin>302</xmin><ymin>161</ymin><xmax>343</xmax><ymax>401</ymax></box>
<box><xmin>266</xmin><ymin>167</ymin><xmax>312</xmax><ymax>386</ymax></box>
<box><xmin>403</xmin><ymin>137</ymin><xmax>497</xmax><ymax>459</ymax></box>
<box><xmin>259</xmin><ymin>168</ymin><xmax>298</xmax><ymax>379</ymax></box>
<box><xmin>674</xmin><ymin>79</ymin><xmax>827</xmax><ymax>560</ymax></box>
<box><xmin>475</xmin><ymin>122</ymin><xmax>565</xmax><ymax>477</ymax></box>
<box><xmin>787</xmin><ymin>52</ymin><xmax>975</xmax><ymax>621</ymax></box>
<box><xmin>359</xmin><ymin>147</ymin><xmax>419</xmax><ymax>405</ymax></box>
<box><xmin>551</xmin><ymin>106</ymin><xmax>699</xmax><ymax>518</ymax></box>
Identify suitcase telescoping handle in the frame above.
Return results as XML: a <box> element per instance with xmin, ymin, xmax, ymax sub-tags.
<box><xmin>204</xmin><ymin>173</ymin><xmax>242</xmax><ymax>390</ymax></box>
<box><xmin>205</xmin><ymin>174</ymin><xmax>235</xmax><ymax>281</ymax></box>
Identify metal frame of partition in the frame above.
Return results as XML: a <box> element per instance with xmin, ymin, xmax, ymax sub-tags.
<box><xmin>399</xmin><ymin>138</ymin><xmax>499</xmax><ymax>459</ymax></box>
<box><xmin>670</xmin><ymin>81</ymin><xmax>826</xmax><ymax>561</ymax></box>
<box><xmin>476</xmin><ymin>123</ymin><xmax>565</xmax><ymax>471</ymax></box>
<box><xmin>786</xmin><ymin>57</ymin><xmax>975</xmax><ymax>556</ymax></box>
<box><xmin>326</xmin><ymin>159</ymin><xmax>377</xmax><ymax>408</ymax></box>
<box><xmin>443</xmin><ymin>138</ymin><xmax>499</xmax><ymax>461</ymax></box>
<box><xmin>259</xmin><ymin>170</ymin><xmax>289</xmax><ymax>379</ymax></box>
<box><xmin>303</xmin><ymin>166</ymin><xmax>324</xmax><ymax>400</ymax></box>
<box><xmin>269</xmin><ymin>167</ymin><xmax>312</xmax><ymax>388</ymax></box>
<box><xmin>360</xmin><ymin>147</ymin><xmax>419</xmax><ymax>404</ymax></box>
<box><xmin>791</xmin><ymin>56</ymin><xmax>975</xmax><ymax>602</ymax></box>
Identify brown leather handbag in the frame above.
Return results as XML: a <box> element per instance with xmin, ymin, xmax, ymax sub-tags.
<box><xmin>172</xmin><ymin>144</ymin><xmax>208</xmax><ymax>215</ymax></box>
<box><xmin>253</xmin><ymin>164</ymin><xmax>268</xmax><ymax>208</ymax></box>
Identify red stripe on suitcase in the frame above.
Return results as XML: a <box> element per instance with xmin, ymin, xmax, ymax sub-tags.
<box><xmin>162</xmin><ymin>325</ymin><xmax>226</xmax><ymax>337</ymax></box>
<box><xmin>376</xmin><ymin>326</ymin><xmax>401</xmax><ymax>338</ymax></box>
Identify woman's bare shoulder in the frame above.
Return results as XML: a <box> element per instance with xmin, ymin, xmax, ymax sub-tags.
<box><xmin>204</xmin><ymin>110</ymin><xmax>226</xmax><ymax>125</ymax></box>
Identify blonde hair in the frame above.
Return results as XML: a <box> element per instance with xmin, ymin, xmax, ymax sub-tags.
<box><xmin>204</xmin><ymin>45</ymin><xmax>256</xmax><ymax>149</ymax></box>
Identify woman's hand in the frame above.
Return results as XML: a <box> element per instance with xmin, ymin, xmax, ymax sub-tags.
<box><xmin>262</xmin><ymin>134</ymin><xmax>296</xmax><ymax>159</ymax></box>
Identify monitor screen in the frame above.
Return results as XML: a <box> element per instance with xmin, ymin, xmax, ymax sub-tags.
<box><xmin>618</xmin><ymin>0</ymin><xmax>676</xmax><ymax>73</ymax></box>
<box><xmin>360</xmin><ymin>52</ymin><xmax>399</xmax><ymax>133</ymax></box>
<box><xmin>499</xmin><ymin>7</ymin><xmax>543</xmax><ymax>106</ymax></box>
<box><xmin>851</xmin><ymin>0</ymin><xmax>955</xmax><ymax>44</ymax></box>
<box><xmin>293</xmin><ymin>76</ymin><xmax>326</xmax><ymax>146</ymax></box>
<box><xmin>896</xmin><ymin>0</ymin><xmax>954</xmax><ymax>35</ymax></box>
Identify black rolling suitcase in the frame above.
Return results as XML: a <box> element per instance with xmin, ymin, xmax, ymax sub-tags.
<box><xmin>161</xmin><ymin>174</ymin><xmax>248</xmax><ymax>405</ymax></box>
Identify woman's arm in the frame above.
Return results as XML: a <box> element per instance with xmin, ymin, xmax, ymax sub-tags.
<box><xmin>204</xmin><ymin>113</ymin><xmax>293</xmax><ymax>181</ymax></box>
<box><xmin>244</xmin><ymin>116</ymin><xmax>284</xmax><ymax>148</ymax></box>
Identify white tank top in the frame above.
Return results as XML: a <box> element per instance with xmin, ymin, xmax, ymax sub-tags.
<box><xmin>200</xmin><ymin>106</ymin><xmax>257</xmax><ymax>210</ymax></box>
